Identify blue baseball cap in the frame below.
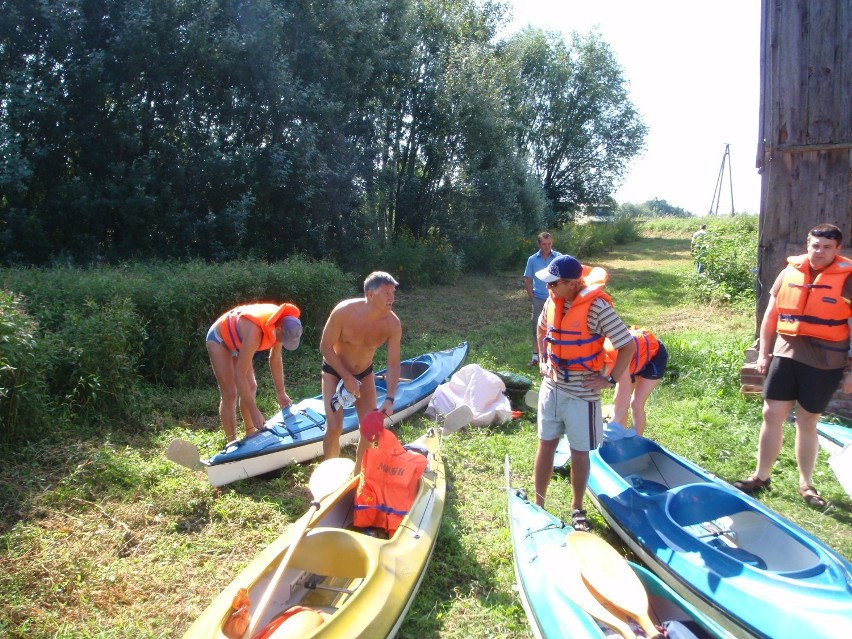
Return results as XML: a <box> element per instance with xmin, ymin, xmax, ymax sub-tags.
<box><xmin>535</xmin><ymin>255</ymin><xmax>583</xmax><ymax>282</ymax></box>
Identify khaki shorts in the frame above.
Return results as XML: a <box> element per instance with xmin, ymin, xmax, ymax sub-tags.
<box><xmin>537</xmin><ymin>379</ymin><xmax>602</xmax><ymax>451</ymax></box>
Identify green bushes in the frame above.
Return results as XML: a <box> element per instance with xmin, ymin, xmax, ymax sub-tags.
<box><xmin>0</xmin><ymin>258</ymin><xmax>355</xmax><ymax>441</ymax></box>
<box><xmin>0</xmin><ymin>292</ymin><xmax>52</xmax><ymax>440</ymax></box>
<box><xmin>687</xmin><ymin>216</ymin><xmax>758</xmax><ymax>309</ymax></box>
<box><xmin>340</xmin><ymin>231</ymin><xmax>463</xmax><ymax>286</ymax></box>
<box><xmin>3</xmin><ymin>257</ymin><xmax>354</xmax><ymax>387</ymax></box>
<box><xmin>550</xmin><ymin>215</ymin><xmax>640</xmax><ymax>259</ymax></box>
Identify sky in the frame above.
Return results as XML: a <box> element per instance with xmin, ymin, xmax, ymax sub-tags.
<box><xmin>501</xmin><ymin>0</ymin><xmax>762</xmax><ymax>216</ymax></box>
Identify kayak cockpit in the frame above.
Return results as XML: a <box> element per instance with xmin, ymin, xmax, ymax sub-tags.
<box><xmin>666</xmin><ymin>484</ymin><xmax>824</xmax><ymax>576</ymax></box>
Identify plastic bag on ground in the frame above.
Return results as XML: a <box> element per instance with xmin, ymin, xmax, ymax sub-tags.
<box><xmin>426</xmin><ymin>364</ymin><xmax>512</xmax><ymax>426</ymax></box>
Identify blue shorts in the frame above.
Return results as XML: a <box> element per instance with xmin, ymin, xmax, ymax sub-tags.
<box><xmin>206</xmin><ymin>324</ymin><xmax>237</xmax><ymax>356</ymax></box>
<box><xmin>634</xmin><ymin>341</ymin><xmax>668</xmax><ymax>381</ymax></box>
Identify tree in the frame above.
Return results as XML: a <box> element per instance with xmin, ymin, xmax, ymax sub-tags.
<box><xmin>501</xmin><ymin>28</ymin><xmax>647</xmax><ymax>222</ymax></box>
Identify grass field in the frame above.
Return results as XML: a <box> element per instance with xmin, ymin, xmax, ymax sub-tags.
<box><xmin>2</xmin><ymin>227</ymin><xmax>850</xmax><ymax>638</ymax></box>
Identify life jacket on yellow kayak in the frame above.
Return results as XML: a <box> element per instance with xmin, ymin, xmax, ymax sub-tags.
<box><xmin>604</xmin><ymin>326</ymin><xmax>661</xmax><ymax>375</ymax></box>
<box><xmin>251</xmin><ymin>605</ymin><xmax>326</xmax><ymax>639</ymax></box>
<box><xmin>544</xmin><ymin>266</ymin><xmax>611</xmax><ymax>377</ymax></box>
<box><xmin>353</xmin><ymin>429</ymin><xmax>428</xmax><ymax>537</ymax></box>
<box><xmin>775</xmin><ymin>254</ymin><xmax>852</xmax><ymax>342</ymax></box>
<box><xmin>218</xmin><ymin>303</ymin><xmax>300</xmax><ymax>352</ymax></box>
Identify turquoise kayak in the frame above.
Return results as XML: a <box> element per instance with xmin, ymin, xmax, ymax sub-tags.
<box><xmin>504</xmin><ymin>456</ymin><xmax>732</xmax><ymax>639</ymax></box>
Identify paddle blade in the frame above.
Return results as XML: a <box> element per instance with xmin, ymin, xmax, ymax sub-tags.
<box><xmin>165</xmin><ymin>439</ymin><xmax>203</xmax><ymax>470</ymax></box>
<box><xmin>441</xmin><ymin>404</ymin><xmax>474</xmax><ymax>433</ymax></box>
<box><xmin>524</xmin><ymin>389</ymin><xmax>539</xmax><ymax>409</ymax></box>
<box><xmin>308</xmin><ymin>457</ymin><xmax>355</xmax><ymax>501</ymax></box>
<box><xmin>565</xmin><ymin>532</ymin><xmax>661</xmax><ymax>638</ymax></box>
<box><xmin>537</xmin><ymin>545</ymin><xmax>636</xmax><ymax>639</ymax></box>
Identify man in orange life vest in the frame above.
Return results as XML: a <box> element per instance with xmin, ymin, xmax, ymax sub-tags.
<box><xmin>535</xmin><ymin>255</ymin><xmax>636</xmax><ymax>531</ymax></box>
<box><xmin>734</xmin><ymin>224</ymin><xmax>852</xmax><ymax>508</ymax></box>
<box><xmin>603</xmin><ymin>326</ymin><xmax>668</xmax><ymax>436</ymax></box>
<box><xmin>320</xmin><ymin>272</ymin><xmax>402</xmax><ymax>471</ymax></box>
<box><xmin>206</xmin><ymin>303</ymin><xmax>303</xmax><ymax>441</ymax></box>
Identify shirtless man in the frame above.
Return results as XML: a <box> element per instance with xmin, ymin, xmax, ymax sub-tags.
<box><xmin>320</xmin><ymin>272</ymin><xmax>402</xmax><ymax>469</ymax></box>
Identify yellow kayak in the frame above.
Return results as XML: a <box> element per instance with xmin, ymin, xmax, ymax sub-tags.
<box><xmin>180</xmin><ymin>420</ymin><xmax>458</xmax><ymax>639</ymax></box>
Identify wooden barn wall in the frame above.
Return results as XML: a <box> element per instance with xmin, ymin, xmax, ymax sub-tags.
<box><xmin>744</xmin><ymin>0</ymin><xmax>852</xmax><ymax>417</ymax></box>
<box><xmin>757</xmin><ymin>0</ymin><xmax>851</xmax><ymax>321</ymax></box>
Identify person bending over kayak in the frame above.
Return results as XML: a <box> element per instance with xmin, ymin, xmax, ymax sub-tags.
<box><xmin>206</xmin><ymin>302</ymin><xmax>302</xmax><ymax>441</ymax></box>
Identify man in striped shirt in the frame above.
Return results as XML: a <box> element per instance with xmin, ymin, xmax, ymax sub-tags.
<box><xmin>534</xmin><ymin>255</ymin><xmax>636</xmax><ymax>531</ymax></box>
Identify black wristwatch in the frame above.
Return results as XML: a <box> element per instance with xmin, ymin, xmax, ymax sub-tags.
<box><xmin>605</xmin><ymin>375</ymin><xmax>616</xmax><ymax>386</ymax></box>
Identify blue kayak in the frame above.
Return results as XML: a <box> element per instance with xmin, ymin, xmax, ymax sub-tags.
<box><xmin>817</xmin><ymin>419</ymin><xmax>852</xmax><ymax>454</ymax></box>
<box><xmin>168</xmin><ymin>342</ymin><xmax>468</xmax><ymax>486</ymax></box>
<box><xmin>505</xmin><ymin>456</ymin><xmax>732</xmax><ymax>639</ymax></box>
<box><xmin>586</xmin><ymin>432</ymin><xmax>852</xmax><ymax>639</ymax></box>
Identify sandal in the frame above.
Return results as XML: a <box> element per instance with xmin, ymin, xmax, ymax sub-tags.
<box><xmin>571</xmin><ymin>509</ymin><xmax>592</xmax><ymax>532</ymax></box>
<box><xmin>799</xmin><ymin>485</ymin><xmax>827</xmax><ymax>508</ymax></box>
<box><xmin>733</xmin><ymin>475</ymin><xmax>771</xmax><ymax>494</ymax></box>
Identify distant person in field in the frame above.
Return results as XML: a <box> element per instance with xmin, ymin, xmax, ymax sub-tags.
<box><xmin>691</xmin><ymin>223</ymin><xmax>708</xmax><ymax>273</ymax></box>
<box><xmin>734</xmin><ymin>223</ymin><xmax>852</xmax><ymax>508</ymax></box>
<box><xmin>320</xmin><ymin>271</ymin><xmax>402</xmax><ymax>471</ymax></box>
<box><xmin>534</xmin><ymin>255</ymin><xmax>636</xmax><ymax>532</ymax></box>
<box><xmin>206</xmin><ymin>303</ymin><xmax>302</xmax><ymax>441</ymax></box>
<box><xmin>524</xmin><ymin>232</ymin><xmax>562</xmax><ymax>367</ymax></box>
<box><xmin>604</xmin><ymin>326</ymin><xmax>668</xmax><ymax>436</ymax></box>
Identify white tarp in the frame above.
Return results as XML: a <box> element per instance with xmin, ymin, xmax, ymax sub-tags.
<box><xmin>426</xmin><ymin>364</ymin><xmax>512</xmax><ymax>426</ymax></box>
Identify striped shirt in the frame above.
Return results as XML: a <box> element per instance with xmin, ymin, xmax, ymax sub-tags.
<box><xmin>538</xmin><ymin>295</ymin><xmax>632</xmax><ymax>401</ymax></box>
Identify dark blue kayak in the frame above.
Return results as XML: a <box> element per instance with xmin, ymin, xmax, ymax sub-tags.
<box><xmin>167</xmin><ymin>342</ymin><xmax>468</xmax><ymax>486</ymax></box>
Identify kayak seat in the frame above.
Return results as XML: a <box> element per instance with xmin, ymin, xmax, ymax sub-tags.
<box><xmin>707</xmin><ymin>538</ymin><xmax>767</xmax><ymax>569</ymax></box>
<box><xmin>289</xmin><ymin>528</ymin><xmax>378</xmax><ymax>579</ymax></box>
<box><xmin>625</xmin><ymin>474</ymin><xmax>669</xmax><ymax>496</ymax></box>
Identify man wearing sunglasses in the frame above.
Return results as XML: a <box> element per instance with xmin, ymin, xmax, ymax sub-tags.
<box><xmin>533</xmin><ymin>255</ymin><xmax>636</xmax><ymax>531</ymax></box>
<box><xmin>734</xmin><ymin>223</ymin><xmax>852</xmax><ymax>508</ymax></box>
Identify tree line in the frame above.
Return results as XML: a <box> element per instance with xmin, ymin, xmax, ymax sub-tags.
<box><xmin>0</xmin><ymin>0</ymin><xmax>647</xmax><ymax>266</ymax></box>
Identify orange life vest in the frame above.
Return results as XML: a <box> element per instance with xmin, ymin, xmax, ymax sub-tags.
<box><xmin>544</xmin><ymin>269</ymin><xmax>612</xmax><ymax>377</ymax></box>
<box><xmin>353</xmin><ymin>429</ymin><xmax>428</xmax><ymax>536</ymax></box>
<box><xmin>604</xmin><ymin>326</ymin><xmax>660</xmax><ymax>375</ymax></box>
<box><xmin>775</xmin><ymin>254</ymin><xmax>852</xmax><ymax>342</ymax></box>
<box><xmin>217</xmin><ymin>303</ymin><xmax>300</xmax><ymax>352</ymax></box>
<box><xmin>251</xmin><ymin>605</ymin><xmax>325</xmax><ymax>639</ymax></box>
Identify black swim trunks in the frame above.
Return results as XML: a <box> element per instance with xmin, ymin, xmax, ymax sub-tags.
<box><xmin>321</xmin><ymin>361</ymin><xmax>374</xmax><ymax>381</ymax></box>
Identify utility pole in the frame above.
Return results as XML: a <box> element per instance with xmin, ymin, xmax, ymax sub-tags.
<box><xmin>709</xmin><ymin>143</ymin><xmax>735</xmax><ymax>216</ymax></box>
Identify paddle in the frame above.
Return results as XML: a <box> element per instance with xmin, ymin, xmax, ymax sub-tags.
<box><xmin>565</xmin><ymin>531</ymin><xmax>663</xmax><ymax>639</ymax></box>
<box><xmin>165</xmin><ymin>438</ymin><xmax>204</xmax><ymax>470</ymax></box>
<box><xmin>242</xmin><ymin>456</ymin><xmax>355</xmax><ymax>639</ymax></box>
<box><xmin>537</xmin><ymin>545</ymin><xmax>636</xmax><ymax>639</ymax></box>
<box><xmin>438</xmin><ymin>404</ymin><xmax>475</xmax><ymax>434</ymax></box>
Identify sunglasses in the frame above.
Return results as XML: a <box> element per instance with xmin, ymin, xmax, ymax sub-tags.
<box><xmin>548</xmin><ymin>279</ymin><xmax>578</xmax><ymax>288</ymax></box>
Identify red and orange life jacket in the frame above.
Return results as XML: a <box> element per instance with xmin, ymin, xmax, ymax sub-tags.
<box><xmin>544</xmin><ymin>267</ymin><xmax>612</xmax><ymax>377</ymax></box>
<box><xmin>353</xmin><ymin>429</ymin><xmax>428</xmax><ymax>537</ymax></box>
<box><xmin>775</xmin><ymin>254</ymin><xmax>852</xmax><ymax>342</ymax></box>
<box><xmin>604</xmin><ymin>326</ymin><xmax>660</xmax><ymax>375</ymax></box>
<box><xmin>217</xmin><ymin>303</ymin><xmax>300</xmax><ymax>352</ymax></box>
